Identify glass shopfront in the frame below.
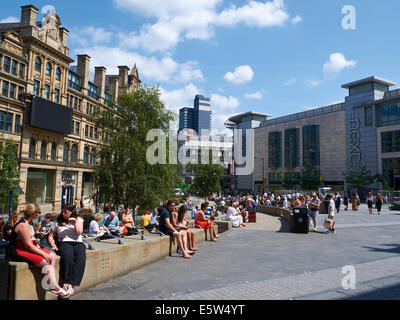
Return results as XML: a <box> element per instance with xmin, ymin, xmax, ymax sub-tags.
<box><xmin>26</xmin><ymin>169</ymin><xmax>55</xmax><ymax>204</ymax></box>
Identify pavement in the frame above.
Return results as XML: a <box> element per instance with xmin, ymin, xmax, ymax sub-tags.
<box><xmin>72</xmin><ymin>203</ymin><xmax>400</xmax><ymax>300</ymax></box>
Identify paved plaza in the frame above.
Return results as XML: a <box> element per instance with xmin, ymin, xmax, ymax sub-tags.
<box><xmin>73</xmin><ymin>204</ymin><xmax>400</xmax><ymax>300</ymax></box>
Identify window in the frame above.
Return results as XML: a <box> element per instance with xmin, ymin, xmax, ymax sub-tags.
<box><xmin>3</xmin><ymin>56</ymin><xmax>11</xmax><ymax>73</ymax></box>
<box><xmin>89</xmin><ymin>126</ymin><xmax>93</xmax><ymax>139</ymax></box>
<box><xmin>44</xmin><ymin>84</ymin><xmax>50</xmax><ymax>100</ymax></box>
<box><xmin>19</xmin><ymin>64</ymin><xmax>25</xmax><ymax>78</ymax></box>
<box><xmin>284</xmin><ymin>128</ymin><xmax>300</xmax><ymax>168</ymax></box>
<box><xmin>17</xmin><ymin>86</ymin><xmax>24</xmax><ymax>101</ymax></box>
<box><xmin>74</xmin><ymin>97</ymin><xmax>78</xmax><ymax>110</ymax></box>
<box><xmin>85</xmin><ymin>125</ymin><xmax>89</xmax><ymax>137</ymax></box>
<box><xmin>75</xmin><ymin>122</ymin><xmax>80</xmax><ymax>135</ymax></box>
<box><xmin>51</xmin><ymin>143</ymin><xmax>57</xmax><ymax>161</ymax></box>
<box><xmin>29</xmin><ymin>139</ymin><xmax>36</xmax><ymax>159</ymax></box>
<box><xmin>88</xmin><ymin>82</ymin><xmax>99</xmax><ymax>100</ymax></box>
<box><xmin>35</xmin><ymin>57</ymin><xmax>42</xmax><ymax>71</ymax></box>
<box><xmin>0</xmin><ymin>111</ymin><xmax>13</xmax><ymax>132</ymax></box>
<box><xmin>14</xmin><ymin>115</ymin><xmax>21</xmax><ymax>134</ymax></box>
<box><xmin>63</xmin><ymin>143</ymin><xmax>69</xmax><ymax>163</ymax></box>
<box><xmin>68</xmin><ymin>71</ymin><xmax>81</xmax><ymax>91</ymax></box>
<box><xmin>70</xmin><ymin>144</ymin><xmax>78</xmax><ymax>164</ymax></box>
<box><xmin>269</xmin><ymin>173</ymin><xmax>282</xmax><ymax>184</ymax></box>
<box><xmin>379</xmin><ymin>103</ymin><xmax>400</xmax><ymax>127</ymax></box>
<box><xmin>54</xmin><ymin>88</ymin><xmax>60</xmax><ymax>103</ymax></box>
<box><xmin>381</xmin><ymin>131</ymin><xmax>400</xmax><ymax>153</ymax></box>
<box><xmin>45</xmin><ymin>62</ymin><xmax>52</xmax><ymax>76</ymax></box>
<box><xmin>94</xmin><ymin>128</ymin><xmax>98</xmax><ymax>140</ymax></box>
<box><xmin>303</xmin><ymin>125</ymin><xmax>320</xmax><ymax>167</ymax></box>
<box><xmin>2</xmin><ymin>81</ymin><xmax>9</xmax><ymax>97</ymax></box>
<box><xmin>268</xmin><ymin>132</ymin><xmax>282</xmax><ymax>169</ymax></box>
<box><xmin>68</xmin><ymin>94</ymin><xmax>73</xmax><ymax>108</ymax></box>
<box><xmin>90</xmin><ymin>149</ymin><xmax>95</xmax><ymax>166</ymax></box>
<box><xmin>33</xmin><ymin>80</ymin><xmax>40</xmax><ymax>96</ymax></box>
<box><xmin>11</xmin><ymin>60</ymin><xmax>17</xmax><ymax>76</ymax></box>
<box><xmin>365</xmin><ymin>107</ymin><xmax>373</xmax><ymax>126</ymax></box>
<box><xmin>55</xmin><ymin>67</ymin><xmax>61</xmax><ymax>80</ymax></box>
<box><xmin>78</xmin><ymin>99</ymin><xmax>81</xmax><ymax>112</ymax></box>
<box><xmin>9</xmin><ymin>83</ymin><xmax>16</xmax><ymax>100</ymax></box>
<box><xmin>40</xmin><ymin>141</ymin><xmax>47</xmax><ymax>160</ymax></box>
<box><xmin>83</xmin><ymin>147</ymin><xmax>89</xmax><ymax>165</ymax></box>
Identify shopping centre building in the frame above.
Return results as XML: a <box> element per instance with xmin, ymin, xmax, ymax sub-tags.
<box><xmin>0</xmin><ymin>5</ymin><xmax>141</xmax><ymax>213</ymax></box>
<box><xmin>228</xmin><ymin>76</ymin><xmax>400</xmax><ymax>194</ymax></box>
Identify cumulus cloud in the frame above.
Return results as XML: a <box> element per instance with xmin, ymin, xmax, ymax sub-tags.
<box><xmin>211</xmin><ymin>94</ymin><xmax>241</xmax><ymax>131</ymax></box>
<box><xmin>245</xmin><ymin>92</ymin><xmax>263</xmax><ymax>99</ymax></box>
<box><xmin>73</xmin><ymin>46</ymin><xmax>203</xmax><ymax>84</ymax></box>
<box><xmin>323</xmin><ymin>53</ymin><xmax>357</xmax><ymax>75</ymax></box>
<box><xmin>114</xmin><ymin>0</ymin><xmax>296</xmax><ymax>52</ymax></box>
<box><xmin>224</xmin><ymin>65</ymin><xmax>254</xmax><ymax>84</ymax></box>
<box><xmin>291</xmin><ymin>15</ymin><xmax>303</xmax><ymax>24</ymax></box>
<box><xmin>0</xmin><ymin>16</ymin><xmax>19</xmax><ymax>23</ymax></box>
<box><xmin>160</xmin><ymin>83</ymin><xmax>200</xmax><ymax>114</ymax></box>
<box><xmin>70</xmin><ymin>27</ymin><xmax>113</xmax><ymax>47</ymax></box>
<box><xmin>284</xmin><ymin>77</ymin><xmax>296</xmax><ymax>86</ymax></box>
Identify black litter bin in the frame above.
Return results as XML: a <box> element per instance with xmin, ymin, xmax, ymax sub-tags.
<box><xmin>0</xmin><ymin>260</ymin><xmax>9</xmax><ymax>300</ymax></box>
<box><xmin>292</xmin><ymin>207</ymin><xmax>309</xmax><ymax>234</ymax></box>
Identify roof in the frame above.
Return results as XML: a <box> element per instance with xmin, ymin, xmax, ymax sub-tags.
<box><xmin>342</xmin><ymin>76</ymin><xmax>396</xmax><ymax>89</ymax></box>
<box><xmin>227</xmin><ymin>111</ymin><xmax>272</xmax><ymax>124</ymax></box>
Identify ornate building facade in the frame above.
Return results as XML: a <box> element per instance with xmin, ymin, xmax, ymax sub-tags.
<box><xmin>0</xmin><ymin>5</ymin><xmax>141</xmax><ymax>213</ymax></box>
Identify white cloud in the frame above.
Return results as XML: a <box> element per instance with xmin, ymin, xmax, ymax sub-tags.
<box><xmin>245</xmin><ymin>91</ymin><xmax>263</xmax><ymax>99</ymax></box>
<box><xmin>224</xmin><ymin>65</ymin><xmax>254</xmax><ymax>84</ymax></box>
<box><xmin>323</xmin><ymin>53</ymin><xmax>357</xmax><ymax>75</ymax></box>
<box><xmin>70</xmin><ymin>27</ymin><xmax>113</xmax><ymax>47</ymax></box>
<box><xmin>308</xmin><ymin>79</ymin><xmax>322</xmax><ymax>87</ymax></box>
<box><xmin>284</xmin><ymin>77</ymin><xmax>296</xmax><ymax>86</ymax></box>
<box><xmin>291</xmin><ymin>15</ymin><xmax>303</xmax><ymax>24</ymax></box>
<box><xmin>73</xmin><ymin>46</ymin><xmax>203</xmax><ymax>84</ymax></box>
<box><xmin>211</xmin><ymin>94</ymin><xmax>241</xmax><ymax>131</ymax></box>
<box><xmin>160</xmin><ymin>83</ymin><xmax>200</xmax><ymax>114</ymax></box>
<box><xmin>0</xmin><ymin>16</ymin><xmax>19</xmax><ymax>23</ymax></box>
<box><xmin>114</xmin><ymin>0</ymin><xmax>296</xmax><ymax>53</ymax></box>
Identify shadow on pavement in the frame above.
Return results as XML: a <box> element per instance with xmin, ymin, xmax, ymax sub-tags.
<box><xmin>339</xmin><ymin>282</ymin><xmax>400</xmax><ymax>300</ymax></box>
<box><xmin>362</xmin><ymin>244</ymin><xmax>400</xmax><ymax>255</ymax></box>
<box><xmin>276</xmin><ymin>217</ymin><xmax>290</xmax><ymax>233</ymax></box>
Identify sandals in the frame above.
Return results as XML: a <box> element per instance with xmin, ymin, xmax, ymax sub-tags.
<box><xmin>48</xmin><ymin>288</ymin><xmax>70</xmax><ymax>299</ymax></box>
<box><xmin>64</xmin><ymin>284</ymin><xmax>75</xmax><ymax>296</ymax></box>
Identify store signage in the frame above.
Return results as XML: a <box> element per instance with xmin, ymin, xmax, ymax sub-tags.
<box><xmin>350</xmin><ymin>116</ymin><xmax>361</xmax><ymax>162</ymax></box>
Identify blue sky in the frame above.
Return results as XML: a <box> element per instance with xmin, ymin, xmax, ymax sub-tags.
<box><xmin>2</xmin><ymin>0</ymin><xmax>400</xmax><ymax>131</ymax></box>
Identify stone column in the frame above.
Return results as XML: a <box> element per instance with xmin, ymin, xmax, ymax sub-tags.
<box><xmin>53</xmin><ymin>169</ymin><xmax>63</xmax><ymax>211</ymax></box>
<box><xmin>76</xmin><ymin>171</ymin><xmax>83</xmax><ymax>204</ymax></box>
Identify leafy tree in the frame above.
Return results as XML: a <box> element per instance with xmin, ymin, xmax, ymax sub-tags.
<box><xmin>188</xmin><ymin>163</ymin><xmax>226</xmax><ymax>201</ymax></box>
<box><xmin>0</xmin><ymin>139</ymin><xmax>20</xmax><ymax>211</ymax></box>
<box><xmin>343</xmin><ymin>165</ymin><xmax>378</xmax><ymax>191</ymax></box>
<box><xmin>300</xmin><ymin>165</ymin><xmax>320</xmax><ymax>191</ymax></box>
<box><xmin>93</xmin><ymin>86</ymin><xmax>177</xmax><ymax>210</ymax></box>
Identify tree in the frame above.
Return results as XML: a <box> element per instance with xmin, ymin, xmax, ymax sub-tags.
<box><xmin>93</xmin><ymin>86</ymin><xmax>177</xmax><ymax>210</ymax></box>
<box><xmin>300</xmin><ymin>166</ymin><xmax>320</xmax><ymax>191</ymax></box>
<box><xmin>0</xmin><ymin>139</ymin><xmax>20</xmax><ymax>212</ymax></box>
<box><xmin>188</xmin><ymin>163</ymin><xmax>226</xmax><ymax>201</ymax></box>
<box><xmin>343</xmin><ymin>165</ymin><xmax>378</xmax><ymax>191</ymax></box>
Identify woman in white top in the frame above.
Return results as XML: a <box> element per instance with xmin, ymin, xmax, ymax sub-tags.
<box><xmin>325</xmin><ymin>194</ymin><xmax>336</xmax><ymax>234</ymax></box>
<box><xmin>89</xmin><ymin>213</ymin><xmax>108</xmax><ymax>237</ymax></box>
<box><xmin>226</xmin><ymin>202</ymin><xmax>245</xmax><ymax>228</ymax></box>
<box><xmin>48</xmin><ymin>204</ymin><xmax>86</xmax><ymax>296</ymax></box>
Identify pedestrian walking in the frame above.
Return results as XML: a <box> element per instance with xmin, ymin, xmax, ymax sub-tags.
<box><xmin>324</xmin><ymin>194</ymin><xmax>336</xmax><ymax>234</ymax></box>
<box><xmin>352</xmin><ymin>193</ymin><xmax>359</xmax><ymax>211</ymax></box>
<box><xmin>309</xmin><ymin>193</ymin><xmax>320</xmax><ymax>232</ymax></box>
<box><xmin>367</xmin><ymin>192</ymin><xmax>373</xmax><ymax>215</ymax></box>
<box><xmin>375</xmin><ymin>193</ymin><xmax>383</xmax><ymax>215</ymax></box>
<box><xmin>334</xmin><ymin>192</ymin><xmax>341</xmax><ymax>214</ymax></box>
<box><xmin>343</xmin><ymin>192</ymin><xmax>349</xmax><ymax>211</ymax></box>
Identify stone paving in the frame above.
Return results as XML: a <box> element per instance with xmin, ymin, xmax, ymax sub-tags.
<box><xmin>73</xmin><ymin>204</ymin><xmax>400</xmax><ymax>300</ymax></box>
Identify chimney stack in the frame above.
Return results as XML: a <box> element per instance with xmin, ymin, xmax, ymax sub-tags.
<box><xmin>118</xmin><ymin>66</ymin><xmax>130</xmax><ymax>89</ymax></box>
<box><xmin>20</xmin><ymin>5</ymin><xmax>38</xmax><ymax>28</ymax></box>
<box><xmin>94</xmin><ymin>67</ymin><xmax>107</xmax><ymax>102</ymax></box>
<box><xmin>108</xmin><ymin>76</ymin><xmax>119</xmax><ymax>102</ymax></box>
<box><xmin>77</xmin><ymin>54</ymin><xmax>90</xmax><ymax>94</ymax></box>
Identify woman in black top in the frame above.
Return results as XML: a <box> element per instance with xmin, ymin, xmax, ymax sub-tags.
<box><xmin>375</xmin><ymin>193</ymin><xmax>383</xmax><ymax>215</ymax></box>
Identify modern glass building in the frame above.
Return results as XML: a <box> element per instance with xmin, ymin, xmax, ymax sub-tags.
<box><xmin>178</xmin><ymin>95</ymin><xmax>211</xmax><ymax>134</ymax></box>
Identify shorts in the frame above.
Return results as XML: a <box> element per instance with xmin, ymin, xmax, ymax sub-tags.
<box><xmin>160</xmin><ymin>228</ymin><xmax>175</xmax><ymax>236</ymax></box>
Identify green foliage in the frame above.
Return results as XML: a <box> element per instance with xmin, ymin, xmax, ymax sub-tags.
<box><xmin>299</xmin><ymin>166</ymin><xmax>320</xmax><ymax>191</ymax></box>
<box><xmin>0</xmin><ymin>139</ymin><xmax>20</xmax><ymax>209</ymax></box>
<box><xmin>188</xmin><ymin>163</ymin><xmax>226</xmax><ymax>200</ymax></box>
<box><xmin>343</xmin><ymin>165</ymin><xmax>378</xmax><ymax>190</ymax></box>
<box><xmin>93</xmin><ymin>86</ymin><xmax>177</xmax><ymax>210</ymax></box>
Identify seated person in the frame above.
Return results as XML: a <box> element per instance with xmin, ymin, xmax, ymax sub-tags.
<box><xmin>195</xmin><ymin>203</ymin><xmax>219</xmax><ymax>242</ymax></box>
<box><xmin>176</xmin><ymin>206</ymin><xmax>198</xmax><ymax>251</ymax></box>
<box><xmin>171</xmin><ymin>206</ymin><xmax>195</xmax><ymax>255</ymax></box>
<box><xmin>191</xmin><ymin>206</ymin><xmax>198</xmax><ymax>219</ymax></box>
<box><xmin>89</xmin><ymin>214</ymin><xmax>108</xmax><ymax>237</ymax></box>
<box><xmin>2</xmin><ymin>211</ymin><xmax>22</xmax><ymax>242</ymax></box>
<box><xmin>121</xmin><ymin>209</ymin><xmax>138</xmax><ymax>235</ymax></box>
<box><xmin>141</xmin><ymin>208</ymin><xmax>158</xmax><ymax>232</ymax></box>
<box><xmin>226</xmin><ymin>202</ymin><xmax>245</xmax><ymax>228</ymax></box>
<box><xmin>159</xmin><ymin>200</ymin><xmax>192</xmax><ymax>259</ymax></box>
<box><xmin>103</xmin><ymin>211</ymin><xmax>120</xmax><ymax>236</ymax></box>
<box><xmin>239</xmin><ymin>205</ymin><xmax>249</xmax><ymax>223</ymax></box>
<box><xmin>38</xmin><ymin>214</ymin><xmax>54</xmax><ymax>250</ymax></box>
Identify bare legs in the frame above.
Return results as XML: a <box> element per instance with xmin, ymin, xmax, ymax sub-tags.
<box><xmin>174</xmin><ymin>231</ymin><xmax>191</xmax><ymax>259</ymax></box>
<box><xmin>209</xmin><ymin>224</ymin><xmax>219</xmax><ymax>242</ymax></box>
<box><xmin>186</xmin><ymin>229</ymin><xmax>198</xmax><ymax>251</ymax></box>
<box><xmin>37</xmin><ymin>251</ymin><xmax>68</xmax><ymax>297</ymax></box>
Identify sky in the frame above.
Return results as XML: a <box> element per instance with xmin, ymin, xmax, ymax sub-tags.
<box><xmin>2</xmin><ymin>0</ymin><xmax>400</xmax><ymax>132</ymax></box>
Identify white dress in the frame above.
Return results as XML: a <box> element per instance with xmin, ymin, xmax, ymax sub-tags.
<box><xmin>226</xmin><ymin>207</ymin><xmax>243</xmax><ymax>227</ymax></box>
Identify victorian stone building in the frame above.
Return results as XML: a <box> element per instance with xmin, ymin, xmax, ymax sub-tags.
<box><xmin>0</xmin><ymin>5</ymin><xmax>141</xmax><ymax>213</ymax></box>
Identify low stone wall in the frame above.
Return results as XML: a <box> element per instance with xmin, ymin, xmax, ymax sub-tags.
<box><xmin>258</xmin><ymin>205</ymin><xmax>292</xmax><ymax>226</ymax></box>
<box><xmin>8</xmin><ymin>224</ymin><xmax>222</xmax><ymax>300</ymax></box>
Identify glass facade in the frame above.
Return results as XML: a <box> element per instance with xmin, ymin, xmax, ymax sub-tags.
<box><xmin>26</xmin><ymin>169</ymin><xmax>55</xmax><ymax>204</ymax></box>
<box><xmin>382</xmin><ymin>159</ymin><xmax>400</xmax><ymax>189</ymax></box>
<box><xmin>381</xmin><ymin>131</ymin><xmax>400</xmax><ymax>153</ymax></box>
<box><xmin>303</xmin><ymin>125</ymin><xmax>320</xmax><ymax>167</ymax></box>
<box><xmin>88</xmin><ymin>82</ymin><xmax>99</xmax><ymax>100</ymax></box>
<box><xmin>284</xmin><ymin>172</ymin><xmax>300</xmax><ymax>184</ymax></box>
<box><xmin>379</xmin><ymin>102</ymin><xmax>400</xmax><ymax>127</ymax></box>
<box><xmin>68</xmin><ymin>70</ymin><xmax>81</xmax><ymax>91</ymax></box>
<box><xmin>268</xmin><ymin>132</ymin><xmax>282</xmax><ymax>169</ymax></box>
<box><xmin>269</xmin><ymin>173</ymin><xmax>282</xmax><ymax>184</ymax></box>
<box><xmin>284</xmin><ymin>128</ymin><xmax>300</xmax><ymax>168</ymax></box>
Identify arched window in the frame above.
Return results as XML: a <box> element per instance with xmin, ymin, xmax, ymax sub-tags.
<box><xmin>63</xmin><ymin>142</ymin><xmax>69</xmax><ymax>163</ymax></box>
<box><xmin>83</xmin><ymin>147</ymin><xmax>89</xmax><ymax>165</ymax></box>
<box><xmin>45</xmin><ymin>62</ymin><xmax>52</xmax><ymax>76</ymax></box>
<box><xmin>90</xmin><ymin>149</ymin><xmax>95</xmax><ymax>166</ymax></box>
<box><xmin>40</xmin><ymin>141</ymin><xmax>47</xmax><ymax>160</ymax></box>
<box><xmin>29</xmin><ymin>139</ymin><xmax>36</xmax><ymax>159</ymax></box>
<box><xmin>35</xmin><ymin>57</ymin><xmax>42</xmax><ymax>71</ymax></box>
<box><xmin>70</xmin><ymin>144</ymin><xmax>78</xmax><ymax>164</ymax></box>
<box><xmin>56</xmin><ymin>67</ymin><xmax>61</xmax><ymax>80</ymax></box>
<box><xmin>51</xmin><ymin>143</ymin><xmax>57</xmax><ymax>161</ymax></box>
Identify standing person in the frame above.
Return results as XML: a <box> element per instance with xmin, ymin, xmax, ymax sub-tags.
<box><xmin>159</xmin><ymin>200</ymin><xmax>192</xmax><ymax>259</ymax></box>
<box><xmin>325</xmin><ymin>194</ymin><xmax>336</xmax><ymax>234</ymax></box>
<box><xmin>195</xmin><ymin>203</ymin><xmax>219</xmax><ymax>242</ymax></box>
<box><xmin>367</xmin><ymin>192</ymin><xmax>374</xmax><ymax>215</ymax></box>
<box><xmin>375</xmin><ymin>193</ymin><xmax>383</xmax><ymax>215</ymax></box>
<box><xmin>343</xmin><ymin>192</ymin><xmax>349</xmax><ymax>211</ymax></box>
<box><xmin>352</xmin><ymin>193</ymin><xmax>359</xmax><ymax>211</ymax></box>
<box><xmin>334</xmin><ymin>192</ymin><xmax>342</xmax><ymax>214</ymax></box>
<box><xmin>220</xmin><ymin>198</ymin><xmax>226</xmax><ymax>213</ymax></box>
<box><xmin>9</xmin><ymin>204</ymin><xmax>69</xmax><ymax>298</ymax></box>
<box><xmin>309</xmin><ymin>193</ymin><xmax>320</xmax><ymax>232</ymax></box>
<box><xmin>48</xmin><ymin>204</ymin><xmax>86</xmax><ymax>297</ymax></box>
